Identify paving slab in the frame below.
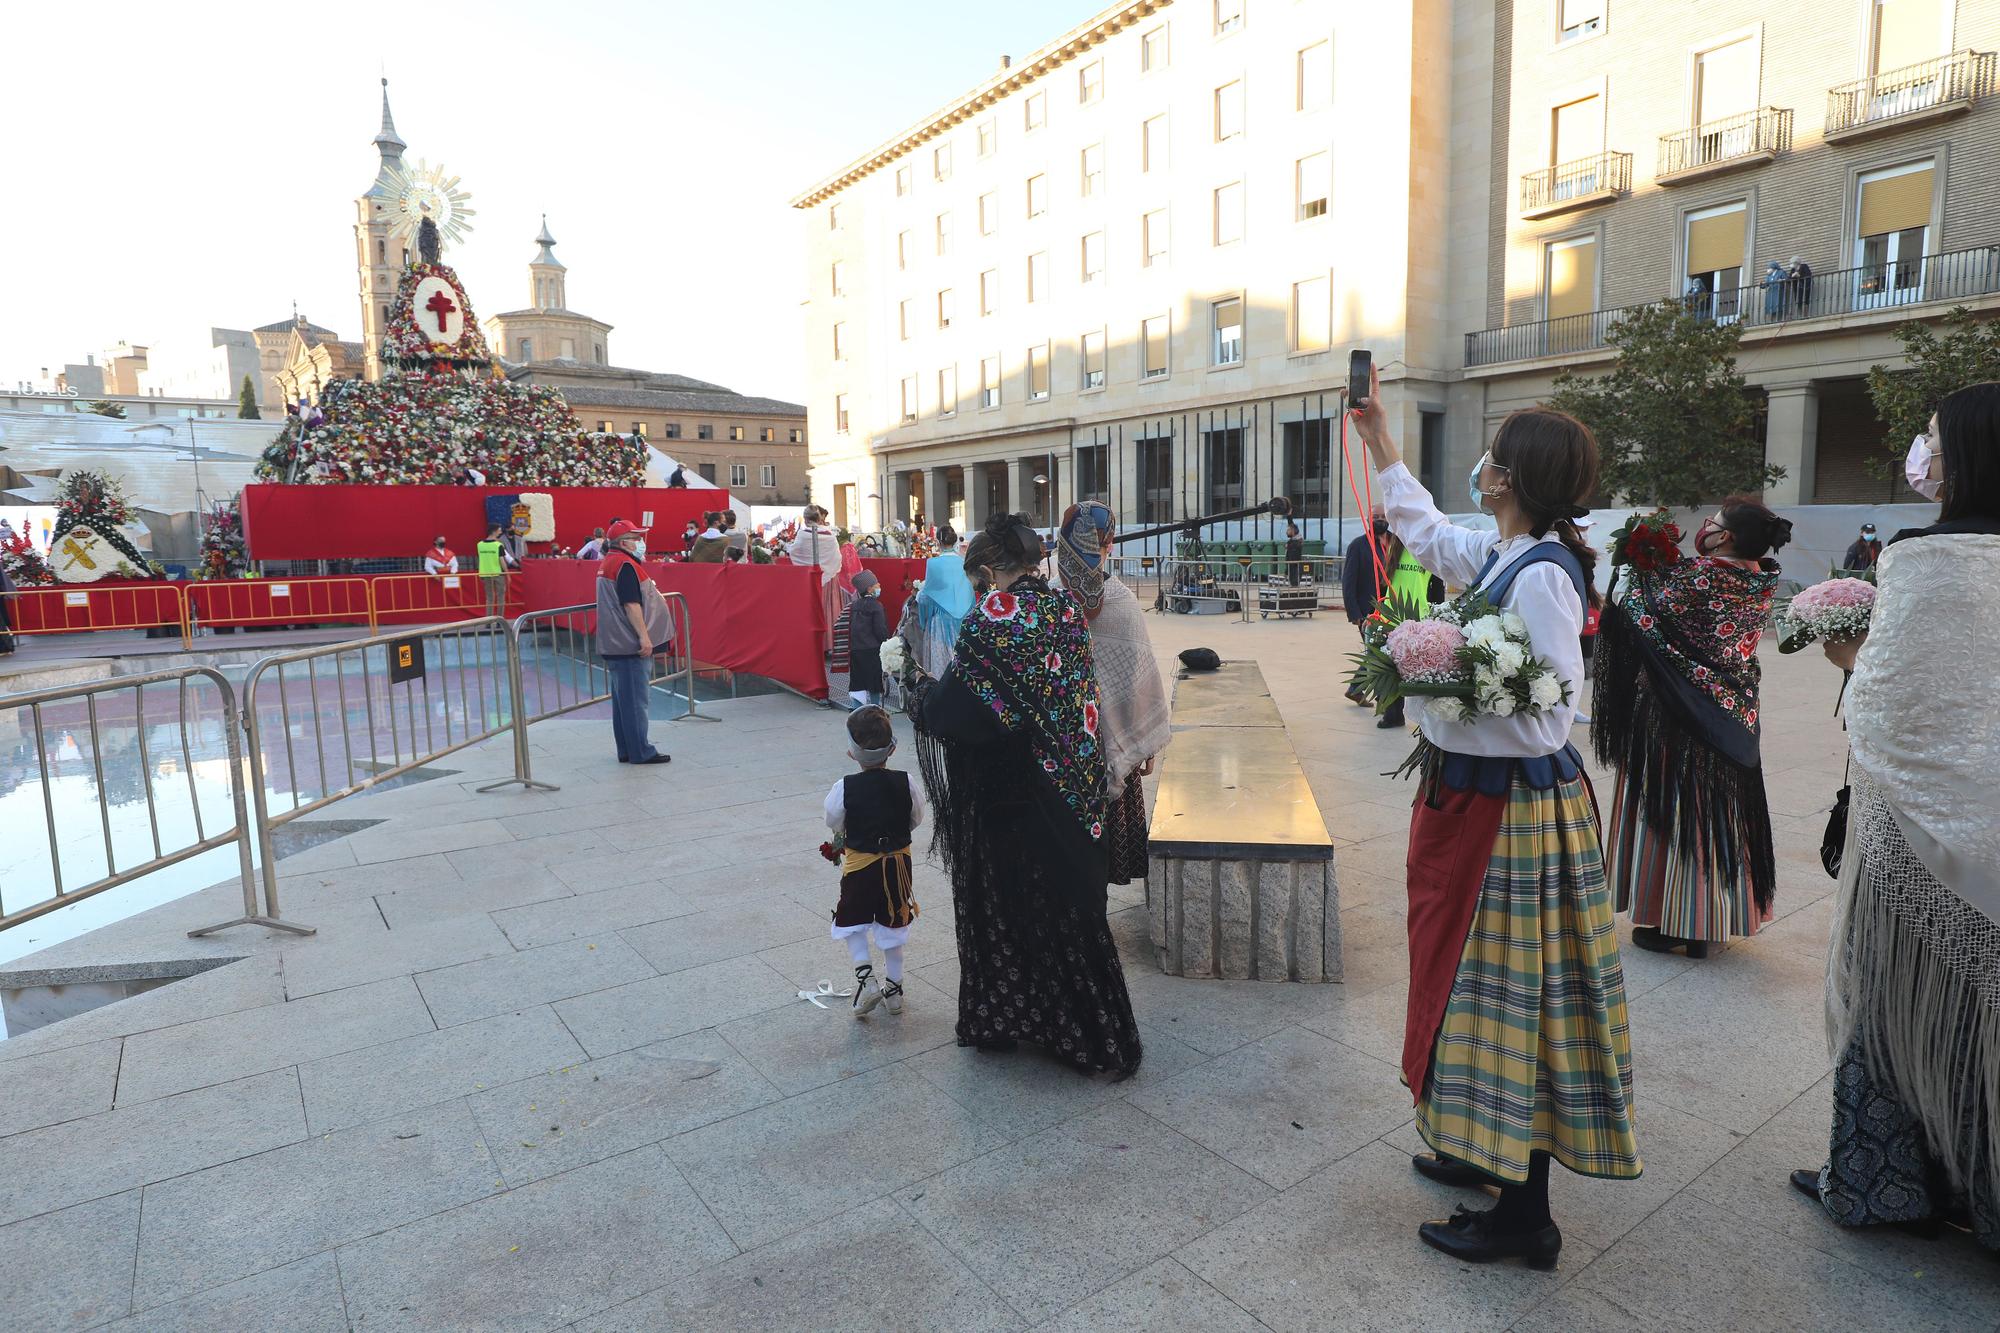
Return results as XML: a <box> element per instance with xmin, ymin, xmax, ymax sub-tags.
<box><xmin>416</xmin><ymin>934</ymin><xmax>656</xmax><ymax>1029</ymax></box>
<box><xmin>493</xmin><ymin>879</ymin><xmax>700</xmax><ymax>951</ymax></box>
<box><xmin>131</xmin><ymin>1100</ymin><xmax>499</xmax><ymax>1309</ymax></box>
<box><xmin>335</xmin><ymin>1146</ymin><xmax>737</xmax><ymax>1331</ymax></box>
<box><xmin>445</xmin><ymin>826</ymin><xmax>627</xmax><ymax>880</ymax></box>
<box><xmin>901</xmin><ymin>1100</ymin><xmax>1273</xmax><ymax>1323</ymax></box>
<box><xmin>374</xmin><ymin>868</ymin><xmax>574</xmax><ymax>929</ymax></box>
<box><xmin>275</xmin><ymin>851</ymin><xmax>463</xmax><ymax>908</ymax></box>
<box><xmin>0</xmin><ymin>957</ymin><xmax>286</xmax><ymax>1063</ymax></box>
<box><xmin>278</xmin><ymin>912</ymin><xmax>515</xmax><ymax>1000</ymax></box>
<box><xmin>549</xmin><ymin>841</ymin><xmax>735</xmax><ymax>894</ymax></box>
<box><xmin>110</xmin><ymin>1252</ymin><xmax>349</xmax><ymax>1333</ymax></box>
<box><xmin>298</xmin><ymin>1004</ymin><xmax>587</xmax><ymax>1134</ymax></box>
<box><xmin>664</xmin><ymin>1063</ymin><xmax>1010</xmax><ymax>1251</ymax></box>
<box><xmin>470</xmin><ymin>1030</ymin><xmax>782</xmax><ymax>1188</ymax></box>
<box><xmin>0</xmin><ymin>1037</ymin><xmax>123</xmax><ymax>1136</ymax></box>
<box><xmin>344</xmin><ymin>816</ymin><xmax>517</xmax><ymax>864</ymax></box>
<box><xmin>0</xmin><ymin>1189</ymin><xmax>140</xmax><ymax>1330</ymax></box>
<box><xmin>617</xmin><ymin>895</ymin><xmax>829</xmax><ymax>976</ymax></box>
<box><xmin>1039</xmin><ymin>1256</ymin><xmax>1268</xmax><ymax>1333</ymax></box>
<box><xmin>115</xmin><ymin>976</ymin><xmax>434</xmax><ymax>1106</ymax></box>
<box><xmin>906</xmin><ymin>1022</ymin><xmax>1210</xmax><ymax>1136</ymax></box>
<box><xmin>715</xmin><ymin>969</ymin><xmax>959</xmax><ymax>1094</ymax></box>
<box><xmin>553</xmin><ymin>955</ymin><xmax>795</xmax><ymax>1058</ymax></box>
<box><xmin>0</xmin><ymin>1070</ymin><xmax>305</xmax><ymax>1228</ymax></box>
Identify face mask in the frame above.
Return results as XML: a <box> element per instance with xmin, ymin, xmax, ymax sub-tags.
<box><xmin>1695</xmin><ymin>522</ymin><xmax>1727</xmax><ymax>556</ymax></box>
<box><xmin>1906</xmin><ymin>434</ymin><xmax>1944</xmax><ymax>501</ymax></box>
<box><xmin>629</xmin><ymin>539</ymin><xmax>646</xmax><ymax>558</ymax></box>
<box><xmin>1467</xmin><ymin>454</ymin><xmax>1508</xmax><ymax>512</ymax></box>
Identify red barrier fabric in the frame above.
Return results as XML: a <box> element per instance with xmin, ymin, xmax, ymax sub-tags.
<box><xmin>859</xmin><ymin>558</ymin><xmax>927</xmax><ymax>628</ymax></box>
<box><xmin>186</xmin><ymin>576</ymin><xmax>375</xmax><ymax>630</ymax></box>
<box><xmin>241</xmin><ymin>485</ymin><xmax>726</xmax><ymax>561</ymax></box>
<box><xmin>521</xmin><ymin>558</ymin><xmax>830</xmax><ymax>699</ymax></box>
<box><xmin>5</xmin><ymin>581</ymin><xmax>183</xmax><ymax>636</ymax></box>
<box><xmin>368</xmin><ymin>572</ymin><xmax>525</xmax><ymax>626</ymax></box>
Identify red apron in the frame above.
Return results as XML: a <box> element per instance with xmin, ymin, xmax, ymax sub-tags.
<box><xmin>1401</xmin><ymin>783</ymin><xmax>1509</xmax><ymax>1102</ymax></box>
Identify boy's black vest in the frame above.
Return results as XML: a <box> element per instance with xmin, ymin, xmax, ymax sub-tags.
<box><xmin>843</xmin><ymin>768</ymin><xmax>912</xmax><ymax>853</ymax></box>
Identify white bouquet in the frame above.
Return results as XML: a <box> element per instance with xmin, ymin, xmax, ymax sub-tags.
<box><xmin>879</xmin><ymin>635</ymin><xmax>910</xmax><ymax>679</ymax></box>
<box><xmin>1354</xmin><ymin>589</ymin><xmax>1567</xmax><ymax>725</ymax></box>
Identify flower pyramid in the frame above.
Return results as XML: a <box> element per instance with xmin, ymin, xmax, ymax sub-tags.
<box><xmin>257</xmin><ymin>260</ymin><xmax>644</xmax><ymax>487</ymax></box>
<box><xmin>49</xmin><ymin>468</ymin><xmax>155</xmax><ymax>580</ymax></box>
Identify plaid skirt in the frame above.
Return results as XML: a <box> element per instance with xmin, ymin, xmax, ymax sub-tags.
<box><xmin>1414</xmin><ymin>770</ymin><xmax>1643</xmax><ymax>1184</ymax></box>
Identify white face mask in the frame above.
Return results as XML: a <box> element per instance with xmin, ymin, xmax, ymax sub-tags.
<box><xmin>1906</xmin><ymin>434</ymin><xmax>1944</xmax><ymax>501</ymax></box>
<box><xmin>627</xmin><ymin>539</ymin><xmax>646</xmax><ymax>558</ymax></box>
<box><xmin>1467</xmin><ymin>452</ymin><xmax>1509</xmax><ymax>513</ymax></box>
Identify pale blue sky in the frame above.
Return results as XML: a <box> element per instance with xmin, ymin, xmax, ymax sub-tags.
<box><xmin>4</xmin><ymin>0</ymin><xmax>1100</xmax><ymax>401</ymax></box>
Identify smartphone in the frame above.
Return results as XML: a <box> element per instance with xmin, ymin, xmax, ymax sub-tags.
<box><xmin>1348</xmin><ymin>349</ymin><xmax>1373</xmax><ymax>407</ymax></box>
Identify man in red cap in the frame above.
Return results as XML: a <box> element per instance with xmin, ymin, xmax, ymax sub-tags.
<box><xmin>595</xmin><ymin>520</ymin><xmax>675</xmax><ymax>764</ymax></box>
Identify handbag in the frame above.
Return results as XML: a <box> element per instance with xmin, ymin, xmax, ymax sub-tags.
<box><xmin>1820</xmin><ymin>785</ymin><xmax>1850</xmax><ymax>879</ymax></box>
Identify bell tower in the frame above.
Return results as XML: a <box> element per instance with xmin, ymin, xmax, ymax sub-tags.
<box><xmin>355</xmin><ymin>78</ymin><xmax>407</xmax><ymax>382</ymax></box>
<box><xmin>530</xmin><ymin>215</ymin><xmax>567</xmax><ymax>310</ymax></box>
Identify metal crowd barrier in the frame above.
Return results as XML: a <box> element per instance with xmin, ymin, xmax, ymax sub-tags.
<box><xmin>0</xmin><ymin>666</ymin><xmax>295</xmax><ymax>939</ymax></box>
<box><xmin>369</xmin><ymin>570</ymin><xmax>523</xmax><ymax>625</ymax></box>
<box><xmin>5</xmin><ymin>583</ymin><xmax>192</xmax><ymax>649</ymax></box>
<box><xmin>186</xmin><ymin>576</ymin><xmax>374</xmax><ymax>637</ymax></box>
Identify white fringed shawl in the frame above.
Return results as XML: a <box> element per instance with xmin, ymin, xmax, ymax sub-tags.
<box><xmin>1828</xmin><ymin>533</ymin><xmax>2000</xmax><ymax>1203</ymax></box>
<box><xmin>1089</xmin><ymin>576</ymin><xmax>1172</xmax><ymax>786</ymax></box>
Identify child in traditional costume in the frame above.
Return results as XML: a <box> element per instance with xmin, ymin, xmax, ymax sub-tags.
<box><xmin>824</xmin><ymin>706</ymin><xmax>923</xmax><ymax>1018</ymax></box>
<box><xmin>1353</xmin><ymin>367</ymin><xmax>1640</xmax><ymax>1269</ymax></box>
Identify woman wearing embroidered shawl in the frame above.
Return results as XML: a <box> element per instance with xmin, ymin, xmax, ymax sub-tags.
<box><xmin>1057</xmin><ymin>503</ymin><xmax>1172</xmax><ymax>885</ymax></box>
<box><xmin>899</xmin><ymin>511</ymin><xmax>1143</xmax><ymax>1076</ymax></box>
<box><xmin>1793</xmin><ymin>382</ymin><xmax>2000</xmax><ymax>1250</ymax></box>
<box><xmin>1591</xmin><ymin>498</ymin><xmax>1791</xmax><ymax>958</ymax></box>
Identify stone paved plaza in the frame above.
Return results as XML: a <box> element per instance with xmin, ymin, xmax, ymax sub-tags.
<box><xmin>2</xmin><ymin>610</ymin><xmax>1996</xmax><ymax>1331</ymax></box>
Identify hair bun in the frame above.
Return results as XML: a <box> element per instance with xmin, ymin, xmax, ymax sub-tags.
<box><xmin>1767</xmin><ymin>516</ymin><xmax>1795</xmax><ymax>553</ymax></box>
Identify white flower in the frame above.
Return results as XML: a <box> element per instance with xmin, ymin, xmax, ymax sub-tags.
<box><xmin>879</xmin><ymin>636</ymin><xmax>909</xmax><ymax>676</ymax></box>
<box><xmin>1474</xmin><ymin>665</ymin><xmax>1504</xmax><ymax>694</ymax></box>
<box><xmin>1529</xmin><ymin>672</ymin><xmax>1563</xmax><ymax>710</ymax></box>
<box><xmin>1427</xmin><ymin>697</ymin><xmax>1469</xmax><ymax>724</ymax></box>
<box><xmin>1500</xmin><ymin>611</ymin><xmax>1528</xmax><ymax>639</ymax></box>
<box><xmin>1464</xmin><ymin>616</ymin><xmax>1506</xmax><ymax>651</ymax></box>
<box><xmin>1484</xmin><ymin>691</ymin><xmax>1517</xmax><ymax>718</ymax></box>
<box><xmin>1491</xmin><ymin>642</ymin><xmax>1526</xmax><ymax>676</ymax></box>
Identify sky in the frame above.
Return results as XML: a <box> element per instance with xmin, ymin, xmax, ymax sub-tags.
<box><xmin>2</xmin><ymin>0</ymin><xmax>1102</xmax><ymax>403</ymax></box>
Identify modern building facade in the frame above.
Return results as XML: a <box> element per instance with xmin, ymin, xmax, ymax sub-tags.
<box><xmin>794</xmin><ymin>0</ymin><xmax>1469</xmax><ymax>537</ymax></box>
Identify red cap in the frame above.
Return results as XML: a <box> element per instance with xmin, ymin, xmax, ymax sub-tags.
<box><xmin>606</xmin><ymin>519</ymin><xmax>649</xmax><ymax>540</ymax></box>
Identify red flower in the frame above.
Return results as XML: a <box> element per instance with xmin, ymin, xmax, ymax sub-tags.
<box><xmin>1717</xmin><ymin>620</ymin><xmax>1737</xmax><ymax>637</ymax></box>
<box><xmin>1083</xmin><ymin>702</ymin><xmax>1099</xmax><ymax>736</ymax></box>
<box><xmin>818</xmin><ymin>841</ymin><xmax>838</xmax><ymax>862</ymax></box>
<box><xmin>1744</xmin><ymin>708</ymin><xmax>1758</xmax><ymax>726</ymax></box>
<box><xmin>1637</xmin><ymin>613</ymin><xmax>1655</xmax><ymax>630</ymax></box>
<box><xmin>982</xmin><ymin>591</ymin><xmax>1019</xmax><ymax>620</ymax></box>
<box><xmin>1045</xmin><ymin>650</ymin><xmax>1062</xmax><ymax>672</ymax></box>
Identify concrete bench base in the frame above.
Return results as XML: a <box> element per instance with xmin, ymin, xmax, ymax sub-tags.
<box><xmin>1147</xmin><ymin>855</ymin><xmax>1342</xmax><ymax>983</ymax></box>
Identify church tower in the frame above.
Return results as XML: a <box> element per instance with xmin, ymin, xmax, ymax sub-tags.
<box><xmin>355</xmin><ymin>78</ymin><xmax>407</xmax><ymax>382</ymax></box>
<box><xmin>484</xmin><ymin>216</ymin><xmax>612</xmax><ymax>367</ymax></box>
<box><xmin>530</xmin><ymin>216</ymin><xmax>566</xmax><ymax>311</ymax></box>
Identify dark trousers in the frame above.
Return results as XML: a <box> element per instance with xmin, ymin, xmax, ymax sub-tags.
<box><xmin>607</xmin><ymin>655</ymin><xmax>658</xmax><ymax>762</ymax></box>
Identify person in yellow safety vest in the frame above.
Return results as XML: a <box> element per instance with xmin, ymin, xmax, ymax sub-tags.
<box><xmin>1379</xmin><ymin>531</ymin><xmax>1436</xmax><ymax>730</ymax></box>
<box><xmin>476</xmin><ymin>523</ymin><xmax>515</xmax><ymax>619</ymax></box>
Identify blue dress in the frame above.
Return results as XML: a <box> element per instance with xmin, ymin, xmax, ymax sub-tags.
<box><xmin>916</xmin><ymin>554</ymin><xmax>975</xmax><ymax>673</ymax></box>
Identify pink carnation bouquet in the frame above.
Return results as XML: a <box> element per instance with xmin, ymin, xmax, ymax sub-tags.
<box><xmin>1384</xmin><ymin>620</ymin><xmax>1468</xmax><ymax>687</ymax></box>
<box><xmin>1778</xmin><ymin>576</ymin><xmax>1875</xmax><ymax>653</ymax></box>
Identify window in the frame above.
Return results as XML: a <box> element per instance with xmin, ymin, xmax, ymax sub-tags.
<box><xmin>518</xmin><ymin>338</ymin><xmax>532</xmax><ymax>360</ymax></box>
<box><xmin>981</xmin><ymin>354</ymin><xmax>1002</xmax><ymax>408</ymax></box>
<box><xmin>900</xmin><ymin>375</ymin><xmax>918</xmax><ymax>423</ymax></box>
<box><xmin>699</xmin><ymin>463</ymin><xmax>716</xmax><ymax>483</ymax></box>
<box><xmin>1082</xmin><ymin>231</ymin><xmax>1105</xmax><ymax>283</ymax></box>
<box><xmin>1544</xmin><ymin>235</ymin><xmax>1599</xmax><ymax>346</ymax></box>
<box><xmin>1027</xmin><ymin>343</ymin><xmax>1050</xmax><ymax>400</ymax></box>
<box><xmin>1213</xmin><ymin>181</ymin><xmax>1243</xmax><ymax>245</ymax></box>
<box><xmin>593</xmin><ymin>344</ymin><xmax>604</xmax><ymax>365</ymax></box>
<box><xmin>1142</xmin><ymin>315</ymin><xmax>1170</xmax><ymax>379</ymax></box>
<box><xmin>789</xmin><ymin>428</ymin><xmax>805</xmax><ymax>443</ymax></box>
<box><xmin>828</xmin><ymin>203</ymin><xmax>842</xmax><ymax>231</ymax></box>
<box><xmin>934</xmin><ymin>142</ymin><xmax>953</xmax><ymax>180</ymax></box>
<box><xmin>1079</xmin><ymin>58</ymin><xmax>1104</xmax><ymax>104</ymax></box>
<box><xmin>632</xmin><ymin>421</ymin><xmax>648</xmax><ymax>437</ymax></box>
<box><xmin>730</xmin><ymin>464</ymin><xmax>748</xmax><ymax>486</ymax></box>
<box><xmin>899</xmin><ymin>299</ymin><xmax>913</xmax><ymax>340</ymax></box>
<box><xmin>723</xmin><ymin>426</ymin><xmax>741</xmax><ymax>442</ymax></box>
<box><xmin>759</xmin><ymin>427</ymin><xmax>774</xmax><ymax>442</ymax></box>
<box><xmin>1026</xmin><ymin>173</ymin><xmax>1047</xmax><ymax>218</ymax></box>
<box><xmin>698</xmin><ymin>423</ymin><xmax>715</xmax><ymax>440</ymax></box>
<box><xmin>1684</xmin><ymin>201</ymin><xmax>1747</xmax><ymax>322</ymax></box>
<box><xmin>1856</xmin><ymin>159</ymin><xmax>1935</xmax><ymax>305</ymax></box>
<box><xmin>1293</xmin><ymin>275</ymin><xmax>1330</xmax><ymax>352</ymax></box>
<box><xmin>560</xmin><ymin>338</ymin><xmax>576</xmax><ymax>359</ymax></box>
<box><xmin>1076</xmin><ymin>444</ymin><xmax>1110</xmax><ymax>503</ymax></box>
<box><xmin>832</xmin><ymin>321</ymin><xmax>847</xmax><ymax>360</ymax></box>
<box><xmin>1082</xmin><ymin>330</ymin><xmax>1106</xmax><ymax>389</ymax></box>
<box><xmin>1284</xmin><ymin>418</ymin><xmax>1334</xmax><ymax>518</ymax></box>
<box><xmin>830</xmin><ymin>261</ymin><xmax>847</xmax><ymax>297</ymax></box>
<box><xmin>761</xmin><ymin>464</ymin><xmax>777</xmax><ymax>487</ymax></box>
<box><xmin>376</xmin><ymin>238</ymin><xmax>385</xmax><ymax>262</ymax></box>
<box><xmin>937</xmin><ymin>288</ymin><xmax>955</xmax><ymax>328</ymax></box>
<box><xmin>1694</xmin><ymin>36</ymin><xmax>1759</xmax><ymax>129</ymax></box>
<box><xmin>1027</xmin><ymin>251</ymin><xmax>1049</xmax><ymax>304</ymax></box>
<box><xmin>1297</xmin><ymin>40</ymin><xmax>1331</xmax><ymax>111</ymax></box>
<box><xmin>1138</xmin><ymin>434</ymin><xmax>1174</xmax><ymax>522</ymax></box>
<box><xmin>1551</xmin><ymin>94</ymin><xmax>1603</xmax><ymax>166</ymax></box>
<box><xmin>1142</xmin><ymin>114</ymin><xmax>1168</xmax><ymax>174</ymax></box>
<box><xmin>596</xmin><ymin>420</ymin><xmax>615</xmax><ymax>432</ymax></box>
<box><xmin>1081</xmin><ymin>143</ymin><xmax>1104</xmax><ymax>197</ymax></box>
<box><xmin>1024</xmin><ymin>90</ymin><xmax>1047</xmax><ymax>132</ymax></box>
<box><xmin>1205</xmin><ymin>426</ymin><xmax>1245</xmax><ymax>511</ymax></box>
<box><xmin>935</xmin><ymin>211</ymin><xmax>953</xmax><ymax>255</ymax></box>
<box><xmin>978</xmin><ymin>118</ymin><xmax>998</xmax><ymax>158</ymax></box>
<box><xmin>939</xmin><ymin>365</ymin><xmax>958</xmax><ymax>416</ymax></box>
<box><xmin>1559</xmin><ymin>0</ymin><xmax>1604</xmax><ymax>43</ymax></box>
<box><xmin>1212</xmin><ymin>296</ymin><xmax>1243</xmax><ymax>365</ymax></box>
<box><xmin>665</xmin><ymin>423</ymin><xmax>682</xmax><ymax>440</ymax></box>
<box><xmin>1214</xmin><ymin>0</ymin><xmax>1243</xmax><ymax>34</ymax></box>
<box><xmin>1141</xmin><ymin>23</ymin><xmax>1169</xmax><ymax>71</ymax></box>
<box><xmin>979</xmin><ymin>191</ymin><xmax>998</xmax><ymax>236</ymax></box>
<box><xmin>1143</xmin><ymin>209</ymin><xmax>1169</xmax><ymax>267</ymax></box>
<box><xmin>1214</xmin><ymin>81</ymin><xmax>1244</xmax><ymax>141</ymax></box>
<box><xmin>835</xmin><ymin>396</ymin><xmax>850</xmax><ymax>433</ymax></box>
<box><xmin>980</xmin><ymin>268</ymin><xmax>999</xmax><ymax>315</ymax></box>
<box><xmin>1872</xmin><ymin>0</ymin><xmax>1947</xmax><ymax>75</ymax></box>
<box><xmin>896</xmin><ymin>164</ymin><xmax>912</xmax><ymax>196</ymax></box>
<box><xmin>1296</xmin><ymin>151</ymin><xmax>1331</xmax><ymax>220</ymax></box>
<box><xmin>897</xmin><ymin>230</ymin><xmax>911</xmax><ymax>270</ymax></box>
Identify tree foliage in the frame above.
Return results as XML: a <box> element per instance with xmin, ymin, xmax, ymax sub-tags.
<box><xmin>85</xmin><ymin>400</ymin><xmax>126</xmax><ymax>419</ymax></box>
<box><xmin>1547</xmin><ymin>301</ymin><xmax>1782</xmax><ymax>508</ymax></box>
<box><xmin>1867</xmin><ymin>307</ymin><xmax>2000</xmax><ymax>459</ymax></box>
<box><xmin>237</xmin><ymin>375</ymin><xmax>261</xmax><ymax>420</ymax></box>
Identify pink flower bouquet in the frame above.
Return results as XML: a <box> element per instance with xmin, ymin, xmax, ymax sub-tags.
<box><xmin>1778</xmin><ymin>576</ymin><xmax>1875</xmax><ymax>653</ymax></box>
<box><xmin>1384</xmin><ymin>620</ymin><xmax>1469</xmax><ymax>689</ymax></box>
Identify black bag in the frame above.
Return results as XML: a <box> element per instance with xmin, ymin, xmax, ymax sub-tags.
<box><xmin>1179</xmin><ymin>648</ymin><xmax>1221</xmax><ymax>672</ymax></box>
<box><xmin>1821</xmin><ymin>786</ymin><xmax>1850</xmax><ymax>879</ymax></box>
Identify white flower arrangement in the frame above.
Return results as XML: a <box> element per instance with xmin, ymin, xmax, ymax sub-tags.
<box><xmin>879</xmin><ymin>636</ymin><xmax>910</xmax><ymax>678</ymax></box>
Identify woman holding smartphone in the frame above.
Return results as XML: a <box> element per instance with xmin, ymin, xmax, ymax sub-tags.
<box><xmin>1351</xmin><ymin>365</ymin><xmax>1640</xmax><ymax>1269</ymax></box>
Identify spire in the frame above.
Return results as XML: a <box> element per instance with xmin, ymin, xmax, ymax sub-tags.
<box><xmin>532</xmin><ymin>214</ymin><xmax>564</xmax><ymax>269</ymax></box>
<box><xmin>365</xmin><ymin>76</ymin><xmax>407</xmax><ymax>199</ymax></box>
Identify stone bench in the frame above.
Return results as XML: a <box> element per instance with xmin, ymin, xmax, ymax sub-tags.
<box><xmin>1145</xmin><ymin>660</ymin><xmax>1341</xmax><ymax>982</ymax></box>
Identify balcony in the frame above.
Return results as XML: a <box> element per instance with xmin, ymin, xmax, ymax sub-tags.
<box><xmin>1826</xmin><ymin>50</ymin><xmax>1996</xmax><ymax>142</ymax></box>
<box><xmin>1463</xmin><ymin>243</ymin><xmax>2000</xmax><ymax>369</ymax></box>
<box><xmin>1520</xmin><ymin>151</ymin><xmax>1632</xmax><ymax>219</ymax></box>
<box><xmin>1657</xmin><ymin>107</ymin><xmax>1793</xmax><ymax>185</ymax></box>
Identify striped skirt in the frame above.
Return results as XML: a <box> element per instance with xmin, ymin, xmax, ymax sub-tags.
<box><xmin>1414</xmin><ymin>771</ymin><xmax>1643</xmax><ymax>1184</ymax></box>
<box><xmin>1608</xmin><ymin>762</ymin><xmax>1772</xmax><ymax>941</ymax></box>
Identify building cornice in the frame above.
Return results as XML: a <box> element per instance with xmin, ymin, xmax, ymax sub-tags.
<box><xmin>789</xmin><ymin>0</ymin><xmax>1170</xmax><ymax>209</ymax></box>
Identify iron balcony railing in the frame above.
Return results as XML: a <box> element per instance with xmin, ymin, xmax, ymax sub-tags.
<box><xmin>1521</xmin><ymin>151</ymin><xmax>1632</xmax><ymax>214</ymax></box>
<box><xmin>1465</xmin><ymin>243</ymin><xmax>2000</xmax><ymax>368</ymax></box>
<box><xmin>1827</xmin><ymin>50</ymin><xmax>1996</xmax><ymax>135</ymax></box>
<box><xmin>1658</xmin><ymin>107</ymin><xmax>1792</xmax><ymax>177</ymax></box>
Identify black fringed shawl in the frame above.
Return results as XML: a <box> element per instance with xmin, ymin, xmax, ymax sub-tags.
<box><xmin>1591</xmin><ymin>555</ymin><xmax>1779</xmax><ymax>912</ymax></box>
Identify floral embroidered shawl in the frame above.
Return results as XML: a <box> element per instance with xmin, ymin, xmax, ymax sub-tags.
<box><xmin>1618</xmin><ymin>555</ymin><xmax>1777</xmax><ymax>734</ymax></box>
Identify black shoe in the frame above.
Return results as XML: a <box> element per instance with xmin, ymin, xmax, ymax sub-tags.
<box><xmin>1418</xmin><ymin>1205</ymin><xmax>1561</xmax><ymax>1269</ymax></box>
<box><xmin>1789</xmin><ymin>1168</ymin><xmax>1823</xmax><ymax>1203</ymax></box>
<box><xmin>1633</xmin><ymin>927</ymin><xmax>1713</xmax><ymax>958</ymax></box>
<box><xmin>1377</xmin><ymin>713</ymin><xmax>1406</xmax><ymax>730</ymax></box>
<box><xmin>1790</xmin><ymin>1167</ymin><xmax>1941</xmax><ymax>1238</ymax></box>
<box><xmin>636</xmin><ymin>754</ymin><xmax>672</xmax><ymax>765</ymax></box>
<box><xmin>1412</xmin><ymin>1153</ymin><xmax>1498</xmax><ymax>1190</ymax></box>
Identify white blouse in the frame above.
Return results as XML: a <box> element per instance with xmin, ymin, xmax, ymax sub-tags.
<box><xmin>1376</xmin><ymin>462</ymin><xmax>1586</xmax><ymax>759</ymax></box>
